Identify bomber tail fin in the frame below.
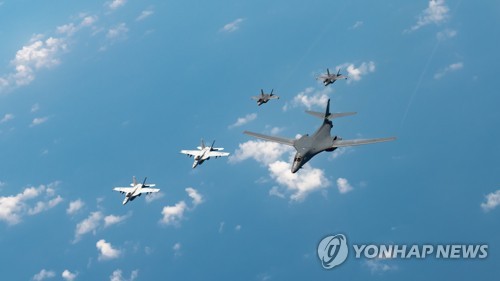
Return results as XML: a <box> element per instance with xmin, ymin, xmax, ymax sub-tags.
<box><xmin>305</xmin><ymin>99</ymin><xmax>356</xmax><ymax>120</ymax></box>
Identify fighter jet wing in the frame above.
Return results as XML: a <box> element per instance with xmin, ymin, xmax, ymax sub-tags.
<box><xmin>251</xmin><ymin>96</ymin><xmax>261</xmax><ymax>100</ymax></box>
<box><xmin>138</xmin><ymin>188</ymin><xmax>160</xmax><ymax>194</ymax></box>
<box><xmin>113</xmin><ymin>187</ymin><xmax>134</xmax><ymax>194</ymax></box>
<box><xmin>180</xmin><ymin>150</ymin><xmax>202</xmax><ymax>156</ymax></box>
<box><xmin>332</xmin><ymin>137</ymin><xmax>396</xmax><ymax>148</ymax></box>
<box><xmin>269</xmin><ymin>95</ymin><xmax>279</xmax><ymax>100</ymax></box>
<box><xmin>207</xmin><ymin>151</ymin><xmax>230</xmax><ymax>157</ymax></box>
<box><xmin>243</xmin><ymin>131</ymin><xmax>295</xmax><ymax>146</ymax></box>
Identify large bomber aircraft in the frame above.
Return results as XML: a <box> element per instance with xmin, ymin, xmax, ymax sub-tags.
<box><xmin>244</xmin><ymin>99</ymin><xmax>396</xmax><ymax>173</ymax></box>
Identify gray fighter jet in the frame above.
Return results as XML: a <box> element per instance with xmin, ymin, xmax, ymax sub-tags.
<box><xmin>251</xmin><ymin>89</ymin><xmax>279</xmax><ymax>106</ymax></box>
<box><xmin>244</xmin><ymin>99</ymin><xmax>396</xmax><ymax>173</ymax></box>
<box><xmin>317</xmin><ymin>68</ymin><xmax>348</xmax><ymax>86</ymax></box>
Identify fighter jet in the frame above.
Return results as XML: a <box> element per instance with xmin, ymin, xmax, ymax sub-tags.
<box><xmin>251</xmin><ymin>89</ymin><xmax>279</xmax><ymax>106</ymax></box>
<box><xmin>317</xmin><ymin>68</ymin><xmax>348</xmax><ymax>86</ymax></box>
<box><xmin>180</xmin><ymin>139</ymin><xmax>230</xmax><ymax>168</ymax></box>
<box><xmin>113</xmin><ymin>176</ymin><xmax>159</xmax><ymax>205</ymax></box>
<box><xmin>244</xmin><ymin>99</ymin><xmax>396</xmax><ymax>173</ymax></box>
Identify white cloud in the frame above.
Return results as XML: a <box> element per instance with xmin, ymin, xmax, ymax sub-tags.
<box><xmin>221</xmin><ymin>18</ymin><xmax>245</xmax><ymax>33</ymax></box>
<box><xmin>104</xmin><ymin>213</ymin><xmax>130</xmax><ymax>227</ymax></box>
<box><xmin>186</xmin><ymin>187</ymin><xmax>203</xmax><ymax>207</ymax></box>
<box><xmin>28</xmin><ymin>195</ymin><xmax>63</xmax><ymax>215</ymax></box>
<box><xmin>145</xmin><ymin>192</ymin><xmax>164</xmax><ymax>203</ymax></box>
<box><xmin>434</xmin><ymin>62</ymin><xmax>463</xmax><ymax>79</ymax></box>
<box><xmin>283</xmin><ymin>87</ymin><xmax>331</xmax><ymax>111</ymax></box>
<box><xmin>481</xmin><ymin>190</ymin><xmax>500</xmax><ymax>212</ymax></box>
<box><xmin>96</xmin><ymin>239</ymin><xmax>121</xmax><ymax>260</ymax></box>
<box><xmin>336</xmin><ymin>178</ymin><xmax>353</xmax><ymax>194</ymax></box>
<box><xmin>173</xmin><ymin>242</ymin><xmax>182</xmax><ymax>256</ymax></box>
<box><xmin>337</xmin><ymin>61</ymin><xmax>376</xmax><ymax>83</ymax></box>
<box><xmin>61</xmin><ymin>270</ymin><xmax>78</xmax><ymax>281</ymax></box>
<box><xmin>160</xmin><ymin>201</ymin><xmax>187</xmax><ymax>226</ymax></box>
<box><xmin>0</xmin><ymin>182</ymin><xmax>61</xmax><ymax>225</ymax></box>
<box><xmin>0</xmin><ymin>113</ymin><xmax>14</xmax><ymax>123</ymax></box>
<box><xmin>136</xmin><ymin>9</ymin><xmax>154</xmax><ymax>21</ymax></box>
<box><xmin>229</xmin><ymin>140</ymin><xmax>293</xmax><ymax>166</ymax></box>
<box><xmin>107</xmin><ymin>23</ymin><xmax>128</xmax><ymax>39</ymax></box>
<box><xmin>33</xmin><ymin>269</ymin><xmax>56</xmax><ymax>281</ymax></box>
<box><xmin>66</xmin><ymin>199</ymin><xmax>85</xmax><ymax>215</ymax></box>
<box><xmin>351</xmin><ymin>21</ymin><xmax>363</xmax><ymax>29</ymax></box>
<box><xmin>73</xmin><ymin>211</ymin><xmax>103</xmax><ymax>242</ymax></box>
<box><xmin>108</xmin><ymin>0</ymin><xmax>126</xmax><ymax>10</ymax></box>
<box><xmin>80</xmin><ymin>15</ymin><xmax>98</xmax><ymax>27</ymax></box>
<box><xmin>231</xmin><ymin>140</ymin><xmax>330</xmax><ymax>201</ymax></box>
<box><xmin>57</xmin><ymin>23</ymin><xmax>77</xmax><ymax>36</ymax></box>
<box><xmin>31</xmin><ymin>103</ymin><xmax>40</xmax><ymax>113</ymax></box>
<box><xmin>235</xmin><ymin>225</ymin><xmax>242</xmax><ymax>231</ymax></box>
<box><xmin>268</xmin><ymin>161</ymin><xmax>330</xmax><ymax>201</ymax></box>
<box><xmin>228</xmin><ymin>113</ymin><xmax>257</xmax><ymax>129</ymax></box>
<box><xmin>1</xmin><ymin>35</ymin><xmax>67</xmax><ymax>90</ymax></box>
<box><xmin>437</xmin><ymin>28</ymin><xmax>457</xmax><ymax>40</ymax></box>
<box><xmin>407</xmin><ymin>0</ymin><xmax>449</xmax><ymax>32</ymax></box>
<box><xmin>109</xmin><ymin>269</ymin><xmax>138</xmax><ymax>281</ymax></box>
<box><xmin>218</xmin><ymin>221</ymin><xmax>225</xmax><ymax>233</ymax></box>
<box><xmin>30</xmin><ymin>116</ymin><xmax>49</xmax><ymax>127</ymax></box>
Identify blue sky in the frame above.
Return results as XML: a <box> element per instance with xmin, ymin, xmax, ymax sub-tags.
<box><xmin>1</xmin><ymin>0</ymin><xmax>499</xmax><ymax>280</ymax></box>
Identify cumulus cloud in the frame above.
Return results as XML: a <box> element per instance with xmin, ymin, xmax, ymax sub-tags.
<box><xmin>434</xmin><ymin>62</ymin><xmax>463</xmax><ymax>79</ymax></box>
<box><xmin>66</xmin><ymin>199</ymin><xmax>85</xmax><ymax>215</ymax></box>
<box><xmin>57</xmin><ymin>23</ymin><xmax>77</xmax><ymax>36</ymax></box>
<box><xmin>97</xmin><ymin>239</ymin><xmax>121</xmax><ymax>261</ymax></box>
<box><xmin>220</xmin><ymin>18</ymin><xmax>245</xmax><ymax>33</ymax></box>
<box><xmin>0</xmin><ymin>113</ymin><xmax>14</xmax><ymax>123</ymax></box>
<box><xmin>0</xmin><ymin>182</ymin><xmax>62</xmax><ymax>225</ymax></box>
<box><xmin>228</xmin><ymin>113</ymin><xmax>257</xmax><ymax>129</ymax></box>
<box><xmin>160</xmin><ymin>201</ymin><xmax>187</xmax><ymax>226</ymax></box>
<box><xmin>106</xmin><ymin>23</ymin><xmax>128</xmax><ymax>39</ymax></box>
<box><xmin>74</xmin><ymin>211</ymin><xmax>103</xmax><ymax>242</ymax></box>
<box><xmin>136</xmin><ymin>9</ymin><xmax>154</xmax><ymax>21</ymax></box>
<box><xmin>229</xmin><ymin>140</ymin><xmax>293</xmax><ymax>166</ymax></box>
<box><xmin>186</xmin><ymin>187</ymin><xmax>203</xmax><ymax>206</ymax></box>
<box><xmin>109</xmin><ymin>269</ymin><xmax>138</xmax><ymax>281</ymax></box>
<box><xmin>481</xmin><ymin>190</ymin><xmax>500</xmax><ymax>212</ymax></box>
<box><xmin>145</xmin><ymin>192</ymin><xmax>164</xmax><ymax>203</ymax></box>
<box><xmin>32</xmin><ymin>269</ymin><xmax>56</xmax><ymax>281</ymax></box>
<box><xmin>336</xmin><ymin>178</ymin><xmax>353</xmax><ymax>194</ymax></box>
<box><xmin>350</xmin><ymin>21</ymin><xmax>363</xmax><ymax>29</ymax></box>
<box><xmin>108</xmin><ymin>0</ymin><xmax>126</xmax><ymax>10</ymax></box>
<box><xmin>337</xmin><ymin>61</ymin><xmax>376</xmax><ymax>83</ymax></box>
<box><xmin>62</xmin><ymin>270</ymin><xmax>78</xmax><ymax>281</ymax></box>
<box><xmin>0</xmin><ymin>35</ymin><xmax>67</xmax><ymax>92</ymax></box>
<box><xmin>73</xmin><ymin>210</ymin><xmax>128</xmax><ymax>242</ymax></box>
<box><xmin>283</xmin><ymin>87</ymin><xmax>331</xmax><ymax>111</ymax></box>
<box><xmin>437</xmin><ymin>28</ymin><xmax>457</xmax><ymax>40</ymax></box>
<box><xmin>28</xmin><ymin>195</ymin><xmax>63</xmax><ymax>215</ymax></box>
<box><xmin>173</xmin><ymin>242</ymin><xmax>182</xmax><ymax>256</ymax></box>
<box><xmin>268</xmin><ymin>160</ymin><xmax>330</xmax><ymax>201</ymax></box>
<box><xmin>407</xmin><ymin>0</ymin><xmax>449</xmax><ymax>32</ymax></box>
<box><xmin>30</xmin><ymin>116</ymin><xmax>49</xmax><ymax>127</ymax></box>
<box><xmin>80</xmin><ymin>15</ymin><xmax>98</xmax><ymax>27</ymax></box>
<box><xmin>231</xmin><ymin>140</ymin><xmax>330</xmax><ymax>201</ymax></box>
<box><xmin>104</xmin><ymin>213</ymin><xmax>130</xmax><ymax>227</ymax></box>
<box><xmin>160</xmin><ymin>188</ymin><xmax>204</xmax><ymax>226</ymax></box>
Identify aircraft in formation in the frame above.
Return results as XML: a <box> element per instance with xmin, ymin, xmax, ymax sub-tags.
<box><xmin>180</xmin><ymin>139</ymin><xmax>230</xmax><ymax>168</ymax></box>
<box><xmin>251</xmin><ymin>89</ymin><xmax>279</xmax><ymax>106</ymax></box>
<box><xmin>317</xmin><ymin>68</ymin><xmax>348</xmax><ymax>86</ymax></box>
<box><xmin>244</xmin><ymin>99</ymin><xmax>396</xmax><ymax>173</ymax></box>
<box><xmin>112</xmin><ymin>65</ymin><xmax>395</xmax><ymax>204</ymax></box>
<box><xmin>113</xmin><ymin>176</ymin><xmax>159</xmax><ymax>205</ymax></box>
